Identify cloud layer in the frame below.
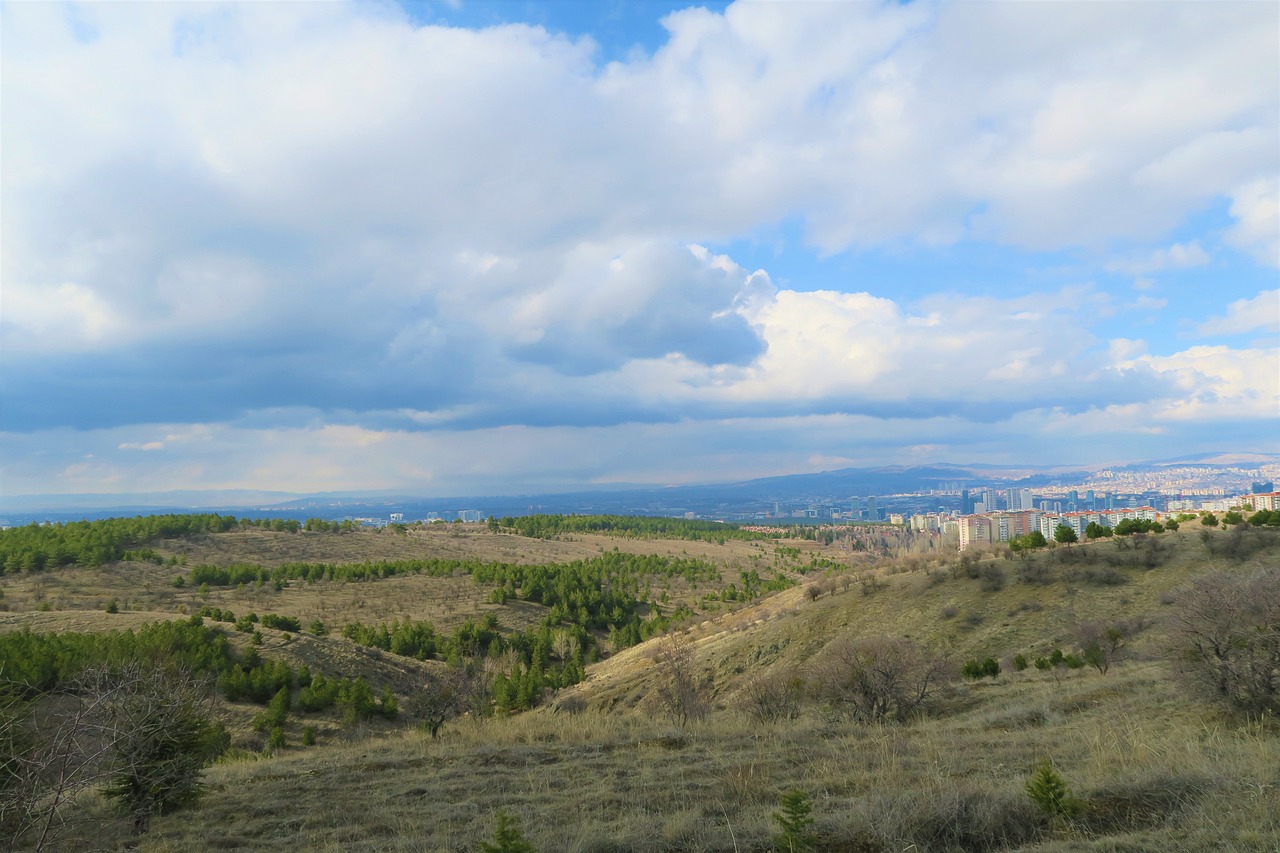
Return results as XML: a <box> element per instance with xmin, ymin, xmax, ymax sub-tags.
<box><xmin>1</xmin><ymin>1</ymin><xmax>1276</xmax><ymax>494</ymax></box>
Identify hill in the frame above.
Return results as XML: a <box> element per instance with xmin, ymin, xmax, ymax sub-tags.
<box><xmin>2</xmin><ymin>516</ymin><xmax>1278</xmax><ymax>851</ymax></box>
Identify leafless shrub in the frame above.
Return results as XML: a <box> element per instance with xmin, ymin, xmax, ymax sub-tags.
<box><xmin>1204</xmin><ymin>525</ymin><xmax>1280</xmax><ymax>562</ymax></box>
<box><xmin>650</xmin><ymin>635</ymin><xmax>711</xmax><ymax>728</ymax></box>
<box><xmin>739</xmin><ymin>671</ymin><xmax>805</xmax><ymax>724</ymax></box>
<box><xmin>1166</xmin><ymin>567</ymin><xmax>1280</xmax><ymax>715</ymax></box>
<box><xmin>1075</xmin><ymin>618</ymin><xmax>1144</xmax><ymax>675</ymax></box>
<box><xmin>2</xmin><ymin>686</ymin><xmax>117</xmax><ymax>852</ymax></box>
<box><xmin>1065</xmin><ymin>566</ymin><xmax>1127</xmax><ymax>587</ymax></box>
<box><xmin>979</xmin><ymin>563</ymin><xmax>1006</xmax><ymax>592</ymax></box>
<box><xmin>861</xmin><ymin>785</ymin><xmax>1045</xmax><ymax>852</ymax></box>
<box><xmin>409</xmin><ymin>664</ymin><xmax>486</xmax><ymax>737</ymax></box>
<box><xmin>1</xmin><ymin>665</ymin><xmax>220</xmax><ymax>850</ymax></box>
<box><xmin>813</xmin><ymin>636</ymin><xmax>956</xmax><ymax>723</ymax></box>
<box><xmin>1018</xmin><ymin>559</ymin><xmax>1051</xmax><ymax>585</ymax></box>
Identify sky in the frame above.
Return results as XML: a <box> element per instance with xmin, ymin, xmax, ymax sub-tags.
<box><xmin>1</xmin><ymin>0</ymin><xmax>1278</xmax><ymax>499</ymax></box>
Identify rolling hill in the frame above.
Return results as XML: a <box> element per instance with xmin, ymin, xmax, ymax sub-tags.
<box><xmin>2</xmin><ymin>516</ymin><xmax>1277</xmax><ymax>852</ymax></box>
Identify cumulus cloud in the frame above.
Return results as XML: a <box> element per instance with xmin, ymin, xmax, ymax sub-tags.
<box><xmin>1</xmin><ymin>1</ymin><xmax>1277</xmax><ymax>491</ymax></box>
<box><xmin>1116</xmin><ymin>345</ymin><xmax>1280</xmax><ymax>422</ymax></box>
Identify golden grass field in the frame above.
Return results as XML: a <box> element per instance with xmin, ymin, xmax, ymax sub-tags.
<box><xmin>3</xmin><ymin>522</ymin><xmax>1278</xmax><ymax>852</ymax></box>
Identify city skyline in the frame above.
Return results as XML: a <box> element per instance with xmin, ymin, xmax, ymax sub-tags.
<box><xmin>2</xmin><ymin>1</ymin><xmax>1277</xmax><ymax>498</ymax></box>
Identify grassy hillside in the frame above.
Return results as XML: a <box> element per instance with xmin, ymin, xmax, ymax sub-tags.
<box><xmin>3</xmin><ymin>520</ymin><xmax>1278</xmax><ymax>851</ymax></box>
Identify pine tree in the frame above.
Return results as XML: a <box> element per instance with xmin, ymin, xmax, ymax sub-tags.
<box><xmin>1025</xmin><ymin>760</ymin><xmax>1083</xmax><ymax>820</ymax></box>
<box><xmin>479</xmin><ymin>810</ymin><xmax>536</xmax><ymax>853</ymax></box>
<box><xmin>773</xmin><ymin>789</ymin><xmax>816</xmax><ymax>852</ymax></box>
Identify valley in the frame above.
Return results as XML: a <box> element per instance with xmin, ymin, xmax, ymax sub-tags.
<box><xmin>2</xmin><ymin>516</ymin><xmax>1277</xmax><ymax>852</ymax></box>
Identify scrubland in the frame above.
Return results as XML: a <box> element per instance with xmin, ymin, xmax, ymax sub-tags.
<box><xmin>2</xmin><ymin>520</ymin><xmax>1277</xmax><ymax>852</ymax></box>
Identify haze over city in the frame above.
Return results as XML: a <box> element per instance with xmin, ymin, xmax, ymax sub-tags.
<box><xmin>2</xmin><ymin>0</ymin><xmax>1277</xmax><ymax>499</ymax></box>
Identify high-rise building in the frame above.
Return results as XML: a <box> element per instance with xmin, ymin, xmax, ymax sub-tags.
<box><xmin>1007</xmin><ymin>488</ymin><xmax>1033</xmax><ymax>511</ymax></box>
<box><xmin>960</xmin><ymin>489</ymin><xmax>974</xmax><ymax>515</ymax></box>
<box><xmin>866</xmin><ymin>496</ymin><xmax>880</xmax><ymax>521</ymax></box>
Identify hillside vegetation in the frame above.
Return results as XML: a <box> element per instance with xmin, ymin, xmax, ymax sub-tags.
<box><xmin>2</xmin><ymin>516</ymin><xmax>1277</xmax><ymax>851</ymax></box>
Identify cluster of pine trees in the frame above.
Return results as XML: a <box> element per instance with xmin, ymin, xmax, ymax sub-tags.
<box><xmin>493</xmin><ymin>513</ymin><xmax>770</xmax><ymax>542</ymax></box>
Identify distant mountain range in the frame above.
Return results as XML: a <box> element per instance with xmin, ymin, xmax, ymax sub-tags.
<box><xmin>3</xmin><ymin>452</ymin><xmax>1277</xmax><ymax>525</ymax></box>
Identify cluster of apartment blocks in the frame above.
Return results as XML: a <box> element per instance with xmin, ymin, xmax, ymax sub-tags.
<box><xmin>910</xmin><ymin>490</ymin><xmax>1280</xmax><ymax>551</ymax></box>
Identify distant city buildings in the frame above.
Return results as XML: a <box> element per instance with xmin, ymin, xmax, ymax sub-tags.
<box><xmin>1240</xmin><ymin>491</ymin><xmax>1280</xmax><ymax>511</ymax></box>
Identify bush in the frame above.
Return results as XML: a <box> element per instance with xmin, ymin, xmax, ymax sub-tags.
<box><xmin>380</xmin><ymin>686</ymin><xmax>399</xmax><ymax>720</ymax></box>
<box><xmin>979</xmin><ymin>564</ymin><xmax>1006</xmax><ymax>592</ymax></box>
<box><xmin>650</xmin><ymin>634</ymin><xmax>711</xmax><ymax>727</ymax></box>
<box><xmin>814</xmin><ymin>636</ymin><xmax>955</xmax><ymax>722</ymax></box>
<box><xmin>1167</xmin><ymin>567</ymin><xmax>1280</xmax><ymax>715</ymax></box>
<box><xmin>863</xmin><ymin>785</ymin><xmax>1044</xmax><ymax>852</ymax></box>
<box><xmin>1009</xmin><ymin>531</ymin><xmax>1047</xmax><ymax>552</ymax></box>
<box><xmin>962</xmin><ymin>658</ymin><xmax>1001</xmax><ymax>680</ymax></box>
<box><xmin>741</xmin><ymin>672</ymin><xmax>805</xmax><ymax>724</ymax></box>
<box><xmin>97</xmin><ymin>666</ymin><xmax>225</xmax><ymax>831</ymax></box>
<box><xmin>1075</xmin><ymin>620</ymin><xmax>1140</xmax><ymax>675</ymax></box>
<box><xmin>259</xmin><ymin>613</ymin><xmax>301</xmax><ymax>633</ymax></box>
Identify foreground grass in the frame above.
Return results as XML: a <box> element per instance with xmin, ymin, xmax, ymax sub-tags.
<box><xmin>13</xmin><ymin>526</ymin><xmax>1278</xmax><ymax>851</ymax></box>
<box><xmin>112</xmin><ymin>662</ymin><xmax>1277</xmax><ymax>853</ymax></box>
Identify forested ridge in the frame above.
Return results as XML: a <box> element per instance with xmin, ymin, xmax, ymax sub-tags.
<box><xmin>0</xmin><ymin>514</ymin><xmax>326</xmax><ymax>573</ymax></box>
<box><xmin>494</xmin><ymin>513</ymin><xmax>771</xmax><ymax>542</ymax></box>
<box><xmin>0</xmin><ymin>512</ymin><xmax>781</xmax><ymax>575</ymax></box>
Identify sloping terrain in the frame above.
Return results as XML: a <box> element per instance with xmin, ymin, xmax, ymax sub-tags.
<box><xmin>3</xmin><ymin>521</ymin><xmax>1278</xmax><ymax>852</ymax></box>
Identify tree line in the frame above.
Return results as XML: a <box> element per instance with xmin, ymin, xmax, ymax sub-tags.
<box><xmin>0</xmin><ymin>514</ymin><xmax>375</xmax><ymax>575</ymax></box>
<box><xmin>492</xmin><ymin>514</ymin><xmax>771</xmax><ymax>542</ymax></box>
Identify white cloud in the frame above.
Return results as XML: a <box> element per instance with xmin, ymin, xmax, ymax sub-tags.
<box><xmin>1106</xmin><ymin>241</ymin><xmax>1211</xmax><ymax>276</ymax></box>
<box><xmin>1117</xmin><ymin>345</ymin><xmax>1280</xmax><ymax>422</ymax></box>
<box><xmin>1225</xmin><ymin>178</ymin><xmax>1280</xmax><ymax>267</ymax></box>
<box><xmin>1197</xmin><ymin>289</ymin><xmax>1280</xmax><ymax>336</ymax></box>
<box><xmin>1</xmin><ymin>1</ymin><xmax>1277</xmax><ymax>491</ymax></box>
<box><xmin>1</xmin><ymin>282</ymin><xmax>123</xmax><ymax>350</ymax></box>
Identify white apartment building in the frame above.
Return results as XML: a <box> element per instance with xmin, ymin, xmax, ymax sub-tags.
<box><xmin>1239</xmin><ymin>492</ymin><xmax>1279</xmax><ymax>511</ymax></box>
<box><xmin>1037</xmin><ymin>507</ymin><xmax>1160</xmax><ymax>538</ymax></box>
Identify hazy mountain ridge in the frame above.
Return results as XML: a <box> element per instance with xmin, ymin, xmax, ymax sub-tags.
<box><xmin>4</xmin><ymin>453</ymin><xmax>1277</xmax><ymax>524</ymax></box>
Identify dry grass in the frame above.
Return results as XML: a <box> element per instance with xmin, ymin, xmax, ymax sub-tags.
<box><xmin>114</xmin><ymin>663</ymin><xmax>1279</xmax><ymax>853</ymax></box>
<box><xmin>8</xmin><ymin>525</ymin><xmax>1280</xmax><ymax>852</ymax></box>
<box><xmin>0</xmin><ymin>526</ymin><xmax>807</xmax><ymax>639</ymax></box>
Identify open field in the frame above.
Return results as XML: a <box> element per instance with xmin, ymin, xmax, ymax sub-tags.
<box><xmin>3</xmin><ymin>520</ymin><xmax>1279</xmax><ymax>851</ymax></box>
<box><xmin>0</xmin><ymin>525</ymin><xmax>835</xmax><ymax>637</ymax></box>
<box><xmin>49</xmin><ymin>662</ymin><xmax>1280</xmax><ymax>852</ymax></box>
